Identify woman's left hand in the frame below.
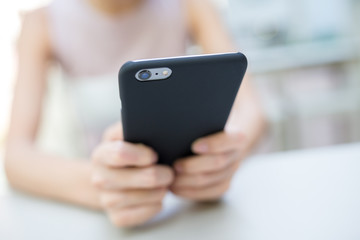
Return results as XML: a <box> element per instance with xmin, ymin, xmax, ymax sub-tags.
<box><xmin>171</xmin><ymin>131</ymin><xmax>249</xmax><ymax>201</ymax></box>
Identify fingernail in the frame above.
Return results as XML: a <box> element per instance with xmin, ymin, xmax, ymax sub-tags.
<box><xmin>175</xmin><ymin>164</ymin><xmax>183</xmax><ymax>172</ymax></box>
<box><xmin>194</xmin><ymin>142</ymin><xmax>208</xmax><ymax>153</ymax></box>
<box><xmin>152</xmin><ymin>152</ymin><xmax>158</xmax><ymax>163</ymax></box>
<box><xmin>113</xmin><ymin>141</ymin><xmax>124</xmax><ymax>151</ymax></box>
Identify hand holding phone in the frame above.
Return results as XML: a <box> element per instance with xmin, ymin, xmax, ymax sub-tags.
<box><xmin>119</xmin><ymin>52</ymin><xmax>248</xmax><ymax>166</ymax></box>
<box><xmin>90</xmin><ymin>123</ymin><xmax>174</xmax><ymax>227</ymax></box>
<box><xmin>171</xmin><ymin>130</ymin><xmax>245</xmax><ymax>201</ymax></box>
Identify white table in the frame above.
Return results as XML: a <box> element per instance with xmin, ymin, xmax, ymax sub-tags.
<box><xmin>1</xmin><ymin>144</ymin><xmax>360</xmax><ymax>240</ymax></box>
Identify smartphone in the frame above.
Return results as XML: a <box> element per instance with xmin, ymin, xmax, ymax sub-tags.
<box><xmin>118</xmin><ymin>52</ymin><xmax>247</xmax><ymax>166</ymax></box>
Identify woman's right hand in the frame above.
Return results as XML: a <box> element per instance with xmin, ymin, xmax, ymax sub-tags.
<box><xmin>91</xmin><ymin>123</ymin><xmax>174</xmax><ymax>227</ymax></box>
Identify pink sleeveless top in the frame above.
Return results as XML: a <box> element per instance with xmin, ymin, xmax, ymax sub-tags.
<box><xmin>47</xmin><ymin>0</ymin><xmax>188</xmax><ymax>78</ymax></box>
<box><xmin>42</xmin><ymin>0</ymin><xmax>188</xmax><ymax>156</ymax></box>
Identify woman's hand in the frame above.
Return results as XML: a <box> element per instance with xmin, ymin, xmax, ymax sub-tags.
<box><xmin>91</xmin><ymin>123</ymin><xmax>174</xmax><ymax>227</ymax></box>
<box><xmin>171</xmin><ymin>131</ymin><xmax>248</xmax><ymax>201</ymax></box>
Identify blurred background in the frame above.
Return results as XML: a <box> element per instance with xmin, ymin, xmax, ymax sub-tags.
<box><xmin>0</xmin><ymin>0</ymin><xmax>360</xmax><ymax>190</ymax></box>
<box><xmin>224</xmin><ymin>0</ymin><xmax>360</xmax><ymax>152</ymax></box>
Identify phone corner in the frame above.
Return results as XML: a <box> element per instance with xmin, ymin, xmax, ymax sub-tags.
<box><xmin>118</xmin><ymin>61</ymin><xmax>135</xmax><ymax>78</ymax></box>
<box><xmin>236</xmin><ymin>52</ymin><xmax>248</xmax><ymax>69</ymax></box>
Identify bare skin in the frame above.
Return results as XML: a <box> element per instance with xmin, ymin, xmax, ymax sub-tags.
<box><xmin>5</xmin><ymin>0</ymin><xmax>265</xmax><ymax>227</ymax></box>
<box><xmin>87</xmin><ymin>0</ymin><xmax>144</xmax><ymax>16</ymax></box>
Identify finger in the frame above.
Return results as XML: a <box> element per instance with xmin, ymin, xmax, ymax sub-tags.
<box><xmin>174</xmin><ymin>151</ymin><xmax>239</xmax><ymax>174</ymax></box>
<box><xmin>92</xmin><ymin>141</ymin><xmax>157</xmax><ymax>167</ymax></box>
<box><xmin>99</xmin><ymin>188</ymin><xmax>167</xmax><ymax>209</ymax></box>
<box><xmin>171</xmin><ymin>178</ymin><xmax>232</xmax><ymax>201</ymax></box>
<box><xmin>107</xmin><ymin>203</ymin><xmax>162</xmax><ymax>227</ymax></box>
<box><xmin>92</xmin><ymin>165</ymin><xmax>174</xmax><ymax>190</ymax></box>
<box><xmin>192</xmin><ymin>131</ymin><xmax>245</xmax><ymax>154</ymax></box>
<box><xmin>102</xmin><ymin>122</ymin><xmax>124</xmax><ymax>142</ymax></box>
<box><xmin>171</xmin><ymin>161</ymin><xmax>239</xmax><ymax>189</ymax></box>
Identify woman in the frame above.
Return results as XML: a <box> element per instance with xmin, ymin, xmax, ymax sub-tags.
<box><xmin>5</xmin><ymin>0</ymin><xmax>265</xmax><ymax>227</ymax></box>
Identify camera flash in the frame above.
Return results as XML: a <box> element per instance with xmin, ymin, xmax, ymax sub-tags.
<box><xmin>162</xmin><ymin>70</ymin><xmax>169</xmax><ymax>76</ymax></box>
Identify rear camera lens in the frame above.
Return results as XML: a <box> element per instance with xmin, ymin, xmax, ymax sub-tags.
<box><xmin>138</xmin><ymin>70</ymin><xmax>152</xmax><ymax>80</ymax></box>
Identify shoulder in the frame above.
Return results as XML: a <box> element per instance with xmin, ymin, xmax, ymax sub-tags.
<box><xmin>184</xmin><ymin>0</ymin><xmax>218</xmax><ymax>25</ymax></box>
<box><xmin>19</xmin><ymin>8</ymin><xmax>51</xmax><ymax>58</ymax></box>
<box><xmin>184</xmin><ymin>0</ymin><xmax>215</xmax><ymax>13</ymax></box>
<box><xmin>21</xmin><ymin>7</ymin><xmax>48</xmax><ymax>31</ymax></box>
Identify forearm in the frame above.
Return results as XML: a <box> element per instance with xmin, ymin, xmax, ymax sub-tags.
<box><xmin>4</xmin><ymin>145</ymin><xmax>100</xmax><ymax>209</ymax></box>
<box><xmin>226</xmin><ymin>76</ymin><xmax>267</xmax><ymax>155</ymax></box>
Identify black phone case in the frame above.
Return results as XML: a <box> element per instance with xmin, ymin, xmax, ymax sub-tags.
<box><xmin>119</xmin><ymin>52</ymin><xmax>248</xmax><ymax>166</ymax></box>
